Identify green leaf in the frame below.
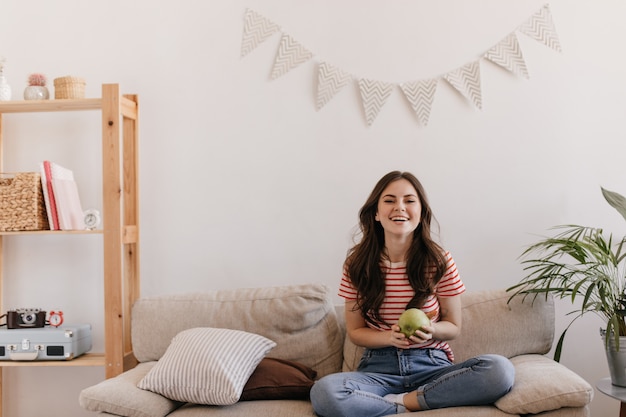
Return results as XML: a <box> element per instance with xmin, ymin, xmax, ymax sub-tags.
<box><xmin>554</xmin><ymin>328</ymin><xmax>568</xmax><ymax>362</ymax></box>
<box><xmin>610</xmin><ymin>314</ymin><xmax>621</xmax><ymax>348</ymax></box>
<box><xmin>602</xmin><ymin>187</ymin><xmax>626</xmax><ymax>223</ymax></box>
<box><xmin>508</xmin><ymin>220</ymin><xmax>626</xmax><ymax>350</ymax></box>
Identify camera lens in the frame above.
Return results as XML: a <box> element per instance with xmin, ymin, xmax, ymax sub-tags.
<box><xmin>21</xmin><ymin>313</ymin><xmax>36</xmax><ymax>324</ymax></box>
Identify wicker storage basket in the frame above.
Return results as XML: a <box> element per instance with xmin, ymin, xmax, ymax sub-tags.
<box><xmin>54</xmin><ymin>76</ymin><xmax>86</xmax><ymax>99</ymax></box>
<box><xmin>0</xmin><ymin>173</ymin><xmax>49</xmax><ymax>231</ymax></box>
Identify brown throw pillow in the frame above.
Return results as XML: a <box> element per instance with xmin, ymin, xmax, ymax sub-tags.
<box><xmin>240</xmin><ymin>358</ymin><xmax>318</xmax><ymax>401</ymax></box>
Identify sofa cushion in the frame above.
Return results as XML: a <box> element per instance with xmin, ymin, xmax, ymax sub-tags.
<box><xmin>165</xmin><ymin>400</ymin><xmax>317</xmax><ymax>416</ymax></box>
<box><xmin>241</xmin><ymin>358</ymin><xmax>317</xmax><ymax>401</ymax></box>
<box><xmin>138</xmin><ymin>327</ymin><xmax>276</xmax><ymax>405</ymax></box>
<box><xmin>131</xmin><ymin>283</ymin><xmax>344</xmax><ymax>378</ymax></box>
<box><xmin>448</xmin><ymin>289</ymin><xmax>554</xmax><ymax>362</ymax></box>
<box><xmin>494</xmin><ymin>355</ymin><xmax>594</xmax><ymax>414</ymax></box>
<box><xmin>407</xmin><ymin>406</ymin><xmax>518</xmax><ymax>416</ymax></box>
<box><xmin>79</xmin><ymin>362</ymin><xmax>182</xmax><ymax>417</ymax></box>
<box><xmin>342</xmin><ymin>289</ymin><xmax>555</xmax><ymax>371</ymax></box>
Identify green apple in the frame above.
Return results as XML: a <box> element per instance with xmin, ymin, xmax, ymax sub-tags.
<box><xmin>398</xmin><ymin>308</ymin><xmax>431</xmax><ymax>338</ymax></box>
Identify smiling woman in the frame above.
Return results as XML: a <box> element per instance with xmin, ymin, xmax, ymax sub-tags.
<box><xmin>310</xmin><ymin>171</ymin><xmax>514</xmax><ymax>416</ymax></box>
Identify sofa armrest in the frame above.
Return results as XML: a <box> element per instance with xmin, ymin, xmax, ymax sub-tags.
<box><xmin>494</xmin><ymin>355</ymin><xmax>593</xmax><ymax>415</ymax></box>
<box><xmin>79</xmin><ymin>362</ymin><xmax>183</xmax><ymax>417</ymax></box>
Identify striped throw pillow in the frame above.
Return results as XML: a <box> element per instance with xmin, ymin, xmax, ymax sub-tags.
<box><xmin>137</xmin><ymin>327</ymin><xmax>276</xmax><ymax>405</ymax></box>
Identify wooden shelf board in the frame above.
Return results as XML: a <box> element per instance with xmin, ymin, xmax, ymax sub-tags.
<box><xmin>0</xmin><ymin>99</ymin><xmax>103</xmax><ymax>113</ymax></box>
<box><xmin>0</xmin><ymin>352</ymin><xmax>104</xmax><ymax>367</ymax></box>
<box><xmin>0</xmin><ymin>230</ymin><xmax>103</xmax><ymax>236</ymax></box>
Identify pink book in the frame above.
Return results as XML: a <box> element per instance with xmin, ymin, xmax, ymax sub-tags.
<box><xmin>42</xmin><ymin>160</ymin><xmax>59</xmax><ymax>230</ymax></box>
<box><xmin>53</xmin><ymin>178</ymin><xmax>85</xmax><ymax>230</ymax></box>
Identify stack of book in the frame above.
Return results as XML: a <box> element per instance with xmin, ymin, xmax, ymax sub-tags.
<box><xmin>39</xmin><ymin>161</ymin><xmax>85</xmax><ymax>230</ymax></box>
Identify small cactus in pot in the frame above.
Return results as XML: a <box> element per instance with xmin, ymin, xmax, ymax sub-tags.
<box><xmin>24</xmin><ymin>72</ymin><xmax>50</xmax><ymax>100</ymax></box>
<box><xmin>27</xmin><ymin>73</ymin><xmax>47</xmax><ymax>87</ymax></box>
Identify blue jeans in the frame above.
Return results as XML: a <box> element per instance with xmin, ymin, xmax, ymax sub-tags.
<box><xmin>310</xmin><ymin>347</ymin><xmax>514</xmax><ymax>417</ymax></box>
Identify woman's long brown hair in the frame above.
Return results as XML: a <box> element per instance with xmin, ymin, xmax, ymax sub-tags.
<box><xmin>345</xmin><ymin>171</ymin><xmax>447</xmax><ymax>327</ymax></box>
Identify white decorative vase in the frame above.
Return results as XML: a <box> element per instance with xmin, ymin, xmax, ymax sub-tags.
<box><xmin>0</xmin><ymin>74</ymin><xmax>11</xmax><ymax>101</ymax></box>
<box><xmin>23</xmin><ymin>86</ymin><xmax>50</xmax><ymax>100</ymax></box>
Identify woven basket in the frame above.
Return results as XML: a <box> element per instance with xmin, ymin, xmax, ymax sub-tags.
<box><xmin>0</xmin><ymin>173</ymin><xmax>49</xmax><ymax>231</ymax></box>
<box><xmin>53</xmin><ymin>76</ymin><xmax>86</xmax><ymax>99</ymax></box>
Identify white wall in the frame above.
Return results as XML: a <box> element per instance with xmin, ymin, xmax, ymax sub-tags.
<box><xmin>1</xmin><ymin>0</ymin><xmax>625</xmax><ymax>415</ymax></box>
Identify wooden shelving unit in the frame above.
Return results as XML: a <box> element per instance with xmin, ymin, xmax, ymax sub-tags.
<box><xmin>0</xmin><ymin>84</ymin><xmax>140</xmax><ymax>415</ymax></box>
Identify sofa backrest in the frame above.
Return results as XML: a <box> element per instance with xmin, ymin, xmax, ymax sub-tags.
<box><xmin>450</xmin><ymin>289</ymin><xmax>555</xmax><ymax>361</ymax></box>
<box><xmin>342</xmin><ymin>289</ymin><xmax>555</xmax><ymax>371</ymax></box>
<box><xmin>131</xmin><ymin>283</ymin><xmax>345</xmax><ymax>378</ymax></box>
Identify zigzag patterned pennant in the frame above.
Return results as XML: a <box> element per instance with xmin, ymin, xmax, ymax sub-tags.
<box><xmin>399</xmin><ymin>79</ymin><xmax>438</xmax><ymax>126</ymax></box>
<box><xmin>484</xmin><ymin>33</ymin><xmax>529</xmax><ymax>79</ymax></box>
<box><xmin>241</xmin><ymin>7</ymin><xmax>561</xmax><ymax>127</ymax></box>
<box><xmin>443</xmin><ymin>61</ymin><xmax>483</xmax><ymax>110</ymax></box>
<box><xmin>240</xmin><ymin>9</ymin><xmax>281</xmax><ymax>57</ymax></box>
<box><xmin>316</xmin><ymin>61</ymin><xmax>352</xmax><ymax>110</ymax></box>
<box><xmin>358</xmin><ymin>79</ymin><xmax>394</xmax><ymax>126</ymax></box>
<box><xmin>270</xmin><ymin>34</ymin><xmax>314</xmax><ymax>80</ymax></box>
<box><xmin>517</xmin><ymin>4</ymin><xmax>562</xmax><ymax>53</ymax></box>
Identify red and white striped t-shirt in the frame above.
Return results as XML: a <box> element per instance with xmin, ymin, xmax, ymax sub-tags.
<box><xmin>338</xmin><ymin>251</ymin><xmax>465</xmax><ymax>361</ymax></box>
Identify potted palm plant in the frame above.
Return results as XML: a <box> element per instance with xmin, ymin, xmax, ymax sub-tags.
<box><xmin>507</xmin><ymin>187</ymin><xmax>626</xmax><ymax>386</ymax></box>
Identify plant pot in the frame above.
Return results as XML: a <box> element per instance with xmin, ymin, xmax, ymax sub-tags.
<box><xmin>601</xmin><ymin>328</ymin><xmax>626</xmax><ymax>387</ymax></box>
<box><xmin>23</xmin><ymin>86</ymin><xmax>49</xmax><ymax>100</ymax></box>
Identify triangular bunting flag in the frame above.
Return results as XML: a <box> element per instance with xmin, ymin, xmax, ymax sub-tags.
<box><xmin>316</xmin><ymin>61</ymin><xmax>352</xmax><ymax>111</ymax></box>
<box><xmin>239</xmin><ymin>7</ymin><xmax>562</xmax><ymax>128</ymax></box>
<box><xmin>443</xmin><ymin>61</ymin><xmax>483</xmax><ymax>110</ymax></box>
<box><xmin>400</xmin><ymin>79</ymin><xmax>438</xmax><ymax>126</ymax></box>
<box><xmin>484</xmin><ymin>33</ymin><xmax>529</xmax><ymax>79</ymax></box>
<box><xmin>240</xmin><ymin>9</ymin><xmax>281</xmax><ymax>57</ymax></box>
<box><xmin>517</xmin><ymin>4</ymin><xmax>562</xmax><ymax>53</ymax></box>
<box><xmin>270</xmin><ymin>34</ymin><xmax>314</xmax><ymax>80</ymax></box>
<box><xmin>358</xmin><ymin>79</ymin><xmax>394</xmax><ymax>126</ymax></box>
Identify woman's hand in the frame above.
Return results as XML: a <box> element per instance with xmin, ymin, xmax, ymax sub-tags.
<box><xmin>390</xmin><ymin>323</ymin><xmax>435</xmax><ymax>348</ymax></box>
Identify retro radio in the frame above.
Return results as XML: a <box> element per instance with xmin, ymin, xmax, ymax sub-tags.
<box><xmin>0</xmin><ymin>324</ymin><xmax>92</xmax><ymax>361</ymax></box>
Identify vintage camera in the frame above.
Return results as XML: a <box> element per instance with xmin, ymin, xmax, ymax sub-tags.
<box><xmin>7</xmin><ymin>308</ymin><xmax>46</xmax><ymax>329</ymax></box>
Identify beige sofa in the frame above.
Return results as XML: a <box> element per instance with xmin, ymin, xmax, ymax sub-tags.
<box><xmin>79</xmin><ymin>283</ymin><xmax>594</xmax><ymax>417</ymax></box>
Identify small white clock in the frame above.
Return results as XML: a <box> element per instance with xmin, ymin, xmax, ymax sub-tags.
<box><xmin>49</xmin><ymin>311</ymin><xmax>64</xmax><ymax>327</ymax></box>
<box><xmin>84</xmin><ymin>209</ymin><xmax>101</xmax><ymax>230</ymax></box>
